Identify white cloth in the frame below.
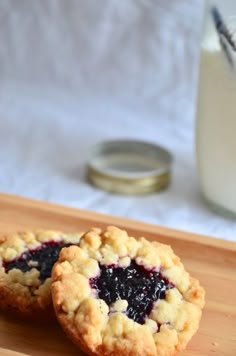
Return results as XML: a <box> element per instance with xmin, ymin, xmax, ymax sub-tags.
<box><xmin>0</xmin><ymin>0</ymin><xmax>236</xmax><ymax>241</ymax></box>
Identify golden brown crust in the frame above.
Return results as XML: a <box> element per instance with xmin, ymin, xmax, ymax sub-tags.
<box><xmin>0</xmin><ymin>230</ymin><xmax>82</xmax><ymax>320</ymax></box>
<box><xmin>52</xmin><ymin>226</ymin><xmax>205</xmax><ymax>355</ymax></box>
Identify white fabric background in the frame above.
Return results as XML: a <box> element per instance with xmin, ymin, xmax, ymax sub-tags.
<box><xmin>0</xmin><ymin>0</ymin><xmax>236</xmax><ymax>241</ymax></box>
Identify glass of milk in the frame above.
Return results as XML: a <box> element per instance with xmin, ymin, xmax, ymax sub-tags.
<box><xmin>196</xmin><ymin>0</ymin><xmax>236</xmax><ymax>217</ymax></box>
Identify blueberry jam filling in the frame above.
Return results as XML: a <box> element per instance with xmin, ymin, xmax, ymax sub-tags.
<box><xmin>4</xmin><ymin>241</ymin><xmax>72</xmax><ymax>281</ymax></box>
<box><xmin>90</xmin><ymin>260</ymin><xmax>173</xmax><ymax>324</ymax></box>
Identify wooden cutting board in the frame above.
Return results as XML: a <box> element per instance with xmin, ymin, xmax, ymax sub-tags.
<box><xmin>0</xmin><ymin>193</ymin><xmax>235</xmax><ymax>356</ymax></box>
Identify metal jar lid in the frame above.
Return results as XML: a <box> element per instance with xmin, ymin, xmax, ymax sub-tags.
<box><xmin>86</xmin><ymin>139</ymin><xmax>173</xmax><ymax>195</ymax></box>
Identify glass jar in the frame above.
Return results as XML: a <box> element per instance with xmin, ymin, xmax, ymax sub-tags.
<box><xmin>196</xmin><ymin>0</ymin><xmax>236</xmax><ymax>217</ymax></box>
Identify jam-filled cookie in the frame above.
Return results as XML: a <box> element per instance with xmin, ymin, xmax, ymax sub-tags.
<box><xmin>52</xmin><ymin>226</ymin><xmax>205</xmax><ymax>356</ymax></box>
<box><xmin>0</xmin><ymin>230</ymin><xmax>81</xmax><ymax>320</ymax></box>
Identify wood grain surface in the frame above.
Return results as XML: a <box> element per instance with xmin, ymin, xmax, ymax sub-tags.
<box><xmin>0</xmin><ymin>193</ymin><xmax>235</xmax><ymax>356</ymax></box>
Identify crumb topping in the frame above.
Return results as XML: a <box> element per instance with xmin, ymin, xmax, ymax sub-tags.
<box><xmin>0</xmin><ymin>230</ymin><xmax>82</xmax><ymax>316</ymax></box>
<box><xmin>52</xmin><ymin>226</ymin><xmax>205</xmax><ymax>356</ymax></box>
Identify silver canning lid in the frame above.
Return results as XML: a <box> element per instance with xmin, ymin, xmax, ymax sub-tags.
<box><xmin>86</xmin><ymin>139</ymin><xmax>173</xmax><ymax>194</ymax></box>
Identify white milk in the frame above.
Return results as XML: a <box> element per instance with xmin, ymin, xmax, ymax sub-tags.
<box><xmin>196</xmin><ymin>4</ymin><xmax>236</xmax><ymax>214</ymax></box>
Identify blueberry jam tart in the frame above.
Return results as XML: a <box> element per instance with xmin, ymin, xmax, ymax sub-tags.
<box><xmin>0</xmin><ymin>230</ymin><xmax>81</xmax><ymax>319</ymax></box>
<box><xmin>52</xmin><ymin>226</ymin><xmax>205</xmax><ymax>356</ymax></box>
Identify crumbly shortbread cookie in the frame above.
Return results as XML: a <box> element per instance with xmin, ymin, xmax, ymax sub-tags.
<box><xmin>52</xmin><ymin>226</ymin><xmax>205</xmax><ymax>356</ymax></box>
<box><xmin>0</xmin><ymin>230</ymin><xmax>81</xmax><ymax>320</ymax></box>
